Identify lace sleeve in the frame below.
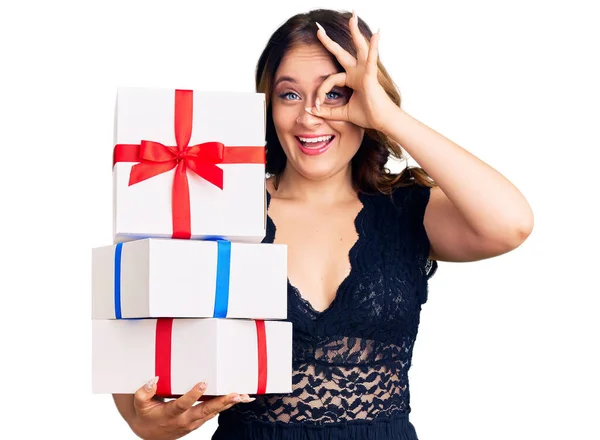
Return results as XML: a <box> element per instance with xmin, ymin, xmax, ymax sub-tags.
<box><xmin>392</xmin><ymin>183</ymin><xmax>438</xmax><ymax>302</ymax></box>
<box><xmin>407</xmin><ymin>183</ymin><xmax>438</xmax><ymax>277</ymax></box>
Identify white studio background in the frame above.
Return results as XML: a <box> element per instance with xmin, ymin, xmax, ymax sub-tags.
<box><xmin>1</xmin><ymin>0</ymin><xmax>598</xmax><ymax>439</ymax></box>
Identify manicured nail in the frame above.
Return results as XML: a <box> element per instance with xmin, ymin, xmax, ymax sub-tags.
<box><xmin>315</xmin><ymin>98</ymin><xmax>321</xmax><ymax>112</ymax></box>
<box><xmin>144</xmin><ymin>376</ymin><xmax>159</xmax><ymax>391</ymax></box>
<box><xmin>315</xmin><ymin>22</ymin><xmax>325</xmax><ymax>34</ymax></box>
<box><xmin>232</xmin><ymin>395</ymin><xmax>243</xmax><ymax>402</ymax></box>
<box><xmin>243</xmin><ymin>397</ymin><xmax>256</xmax><ymax>403</ymax></box>
<box><xmin>305</xmin><ymin>107</ymin><xmax>313</xmax><ymax>115</ymax></box>
<box><xmin>198</xmin><ymin>382</ymin><xmax>207</xmax><ymax>391</ymax></box>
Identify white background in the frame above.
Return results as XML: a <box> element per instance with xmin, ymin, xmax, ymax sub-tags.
<box><xmin>1</xmin><ymin>0</ymin><xmax>598</xmax><ymax>439</ymax></box>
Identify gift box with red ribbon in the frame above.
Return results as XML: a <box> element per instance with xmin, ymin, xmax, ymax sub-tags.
<box><xmin>93</xmin><ymin>86</ymin><xmax>292</xmax><ymax>399</ymax></box>
<box><xmin>92</xmin><ymin>238</ymin><xmax>287</xmax><ymax>320</ymax></box>
<box><xmin>113</xmin><ymin>87</ymin><xmax>267</xmax><ymax>243</ymax></box>
<box><xmin>92</xmin><ymin>318</ymin><xmax>292</xmax><ymax>396</ymax></box>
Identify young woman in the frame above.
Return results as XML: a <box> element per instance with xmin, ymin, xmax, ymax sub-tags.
<box><xmin>113</xmin><ymin>9</ymin><xmax>534</xmax><ymax>440</ymax></box>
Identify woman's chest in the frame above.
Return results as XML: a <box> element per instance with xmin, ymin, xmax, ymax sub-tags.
<box><xmin>266</xmin><ymin>197</ymin><xmax>422</xmax><ymax>331</ymax></box>
<box><xmin>268</xmin><ymin>200</ymin><xmax>364</xmax><ymax>314</ymax></box>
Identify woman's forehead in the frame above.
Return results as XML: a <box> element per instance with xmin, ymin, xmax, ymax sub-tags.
<box><xmin>281</xmin><ymin>44</ymin><xmax>331</xmax><ymax>63</ymax></box>
<box><xmin>275</xmin><ymin>45</ymin><xmax>338</xmax><ymax>84</ymax></box>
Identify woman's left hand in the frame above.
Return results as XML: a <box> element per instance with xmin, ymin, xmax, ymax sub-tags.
<box><xmin>308</xmin><ymin>11</ymin><xmax>397</xmax><ymax>131</ymax></box>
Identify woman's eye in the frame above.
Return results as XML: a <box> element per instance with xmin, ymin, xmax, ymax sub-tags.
<box><xmin>326</xmin><ymin>91</ymin><xmax>342</xmax><ymax>100</ymax></box>
<box><xmin>279</xmin><ymin>92</ymin><xmax>300</xmax><ymax>100</ymax></box>
<box><xmin>278</xmin><ymin>91</ymin><xmax>343</xmax><ymax>102</ymax></box>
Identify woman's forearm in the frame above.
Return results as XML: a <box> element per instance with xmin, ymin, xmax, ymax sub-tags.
<box><xmin>113</xmin><ymin>394</ymin><xmax>136</xmax><ymax>425</ymax></box>
<box><xmin>380</xmin><ymin>107</ymin><xmax>533</xmax><ymax>242</ymax></box>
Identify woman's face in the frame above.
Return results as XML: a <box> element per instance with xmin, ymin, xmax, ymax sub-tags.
<box><xmin>271</xmin><ymin>44</ymin><xmax>364</xmax><ymax>182</ymax></box>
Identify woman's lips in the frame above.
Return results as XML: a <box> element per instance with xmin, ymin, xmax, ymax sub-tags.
<box><xmin>295</xmin><ymin>136</ymin><xmax>335</xmax><ymax>156</ymax></box>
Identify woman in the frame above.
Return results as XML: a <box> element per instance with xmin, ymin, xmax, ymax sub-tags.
<box><xmin>113</xmin><ymin>8</ymin><xmax>534</xmax><ymax>440</ymax></box>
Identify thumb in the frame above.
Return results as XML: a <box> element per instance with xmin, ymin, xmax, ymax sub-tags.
<box><xmin>307</xmin><ymin>105</ymin><xmax>348</xmax><ymax>122</ymax></box>
<box><xmin>133</xmin><ymin>376</ymin><xmax>159</xmax><ymax>413</ymax></box>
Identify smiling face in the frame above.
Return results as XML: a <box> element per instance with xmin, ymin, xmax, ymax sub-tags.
<box><xmin>271</xmin><ymin>44</ymin><xmax>365</xmax><ymax>182</ymax></box>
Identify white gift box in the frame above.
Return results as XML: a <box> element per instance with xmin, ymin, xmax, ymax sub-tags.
<box><xmin>92</xmin><ymin>238</ymin><xmax>287</xmax><ymax>320</ymax></box>
<box><xmin>113</xmin><ymin>87</ymin><xmax>266</xmax><ymax>243</ymax></box>
<box><xmin>92</xmin><ymin>318</ymin><xmax>292</xmax><ymax>396</ymax></box>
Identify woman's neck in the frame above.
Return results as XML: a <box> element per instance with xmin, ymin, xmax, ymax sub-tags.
<box><xmin>269</xmin><ymin>165</ymin><xmax>357</xmax><ymax>204</ymax></box>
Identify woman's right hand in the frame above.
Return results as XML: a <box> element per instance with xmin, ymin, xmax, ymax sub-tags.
<box><xmin>128</xmin><ymin>376</ymin><xmax>253</xmax><ymax>440</ymax></box>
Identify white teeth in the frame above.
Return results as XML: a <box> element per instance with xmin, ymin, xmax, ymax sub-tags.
<box><xmin>298</xmin><ymin>135</ymin><xmax>333</xmax><ymax>143</ymax></box>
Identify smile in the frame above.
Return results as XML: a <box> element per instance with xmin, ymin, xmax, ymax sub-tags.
<box><xmin>294</xmin><ymin>135</ymin><xmax>335</xmax><ymax>156</ymax></box>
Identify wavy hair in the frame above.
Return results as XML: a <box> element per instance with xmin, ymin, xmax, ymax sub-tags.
<box><xmin>255</xmin><ymin>8</ymin><xmax>436</xmax><ymax>193</ymax></box>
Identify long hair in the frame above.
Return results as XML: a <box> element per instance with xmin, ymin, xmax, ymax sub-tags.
<box><xmin>255</xmin><ymin>8</ymin><xmax>436</xmax><ymax>193</ymax></box>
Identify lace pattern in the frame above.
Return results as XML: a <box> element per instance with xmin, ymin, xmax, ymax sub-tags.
<box><xmin>221</xmin><ymin>184</ymin><xmax>437</xmax><ymax>426</ymax></box>
<box><xmin>229</xmin><ymin>335</ymin><xmax>415</xmax><ymax>423</ymax></box>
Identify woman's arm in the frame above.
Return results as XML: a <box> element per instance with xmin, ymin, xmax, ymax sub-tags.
<box><xmin>304</xmin><ymin>13</ymin><xmax>533</xmax><ymax>263</ymax></box>
<box><xmin>113</xmin><ymin>394</ymin><xmax>136</xmax><ymax>426</ymax></box>
<box><xmin>380</xmin><ymin>107</ymin><xmax>534</xmax><ymax>262</ymax></box>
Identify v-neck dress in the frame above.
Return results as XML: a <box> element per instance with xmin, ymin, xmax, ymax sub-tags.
<box><xmin>212</xmin><ymin>183</ymin><xmax>438</xmax><ymax>440</ymax></box>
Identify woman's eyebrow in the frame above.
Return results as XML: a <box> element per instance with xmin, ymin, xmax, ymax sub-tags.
<box><xmin>273</xmin><ymin>76</ymin><xmax>296</xmax><ymax>87</ymax></box>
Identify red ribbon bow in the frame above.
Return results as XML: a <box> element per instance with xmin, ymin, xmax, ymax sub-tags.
<box><xmin>131</xmin><ymin>139</ymin><xmax>225</xmax><ymax>189</ymax></box>
<box><xmin>113</xmin><ymin>89</ymin><xmax>265</xmax><ymax>239</ymax></box>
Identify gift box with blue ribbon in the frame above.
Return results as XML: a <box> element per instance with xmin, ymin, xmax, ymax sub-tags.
<box><xmin>92</xmin><ymin>238</ymin><xmax>287</xmax><ymax>320</ymax></box>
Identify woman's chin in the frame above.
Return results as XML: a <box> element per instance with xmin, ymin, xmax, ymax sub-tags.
<box><xmin>283</xmin><ymin>152</ymin><xmax>349</xmax><ymax>182</ymax></box>
<box><xmin>295</xmin><ymin>163</ymin><xmax>341</xmax><ymax>181</ymax></box>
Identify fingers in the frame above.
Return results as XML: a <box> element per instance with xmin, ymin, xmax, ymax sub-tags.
<box><xmin>188</xmin><ymin>392</ymin><xmax>253</xmax><ymax>422</ymax></box>
<box><xmin>133</xmin><ymin>376</ymin><xmax>159</xmax><ymax>413</ymax></box>
<box><xmin>365</xmin><ymin>30</ymin><xmax>380</xmax><ymax>76</ymax></box>
<box><xmin>306</xmin><ymin>73</ymin><xmax>349</xmax><ymax>122</ymax></box>
<box><xmin>349</xmin><ymin>10</ymin><xmax>369</xmax><ymax>63</ymax></box>
<box><xmin>314</xmin><ymin>73</ymin><xmax>349</xmax><ymax>121</ymax></box>
<box><xmin>309</xmin><ymin>104</ymin><xmax>349</xmax><ymax>122</ymax></box>
<box><xmin>316</xmin><ymin>12</ymin><xmax>373</xmax><ymax>68</ymax></box>
<box><xmin>315</xmin><ymin>22</ymin><xmax>356</xmax><ymax>68</ymax></box>
<box><xmin>314</xmin><ymin>72</ymin><xmax>347</xmax><ymax>111</ymax></box>
<box><xmin>166</xmin><ymin>382</ymin><xmax>207</xmax><ymax>417</ymax></box>
<box><xmin>185</xmin><ymin>396</ymin><xmax>247</xmax><ymax>433</ymax></box>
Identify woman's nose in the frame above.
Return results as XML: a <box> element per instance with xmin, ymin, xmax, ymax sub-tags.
<box><xmin>296</xmin><ymin>108</ymin><xmax>322</xmax><ymax>126</ymax></box>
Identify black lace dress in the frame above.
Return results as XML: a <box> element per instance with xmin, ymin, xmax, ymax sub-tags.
<box><xmin>213</xmin><ymin>183</ymin><xmax>438</xmax><ymax>440</ymax></box>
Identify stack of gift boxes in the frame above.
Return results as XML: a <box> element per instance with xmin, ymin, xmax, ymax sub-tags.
<box><xmin>91</xmin><ymin>87</ymin><xmax>292</xmax><ymax>397</ymax></box>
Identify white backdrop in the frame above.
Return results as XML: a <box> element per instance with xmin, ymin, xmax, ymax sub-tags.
<box><xmin>1</xmin><ymin>0</ymin><xmax>598</xmax><ymax>439</ymax></box>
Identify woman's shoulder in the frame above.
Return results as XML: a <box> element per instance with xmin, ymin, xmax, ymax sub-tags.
<box><xmin>363</xmin><ymin>180</ymin><xmax>434</xmax><ymax>216</ymax></box>
<box><xmin>395</xmin><ymin>181</ymin><xmax>434</xmax><ymax>214</ymax></box>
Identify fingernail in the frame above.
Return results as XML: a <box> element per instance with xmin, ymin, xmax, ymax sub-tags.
<box><xmin>305</xmin><ymin>107</ymin><xmax>313</xmax><ymax>115</ymax></box>
<box><xmin>315</xmin><ymin>98</ymin><xmax>321</xmax><ymax>112</ymax></box>
<box><xmin>198</xmin><ymin>382</ymin><xmax>207</xmax><ymax>391</ymax></box>
<box><xmin>144</xmin><ymin>376</ymin><xmax>159</xmax><ymax>391</ymax></box>
<box><xmin>315</xmin><ymin>22</ymin><xmax>325</xmax><ymax>34</ymax></box>
<box><xmin>243</xmin><ymin>397</ymin><xmax>256</xmax><ymax>403</ymax></box>
<box><xmin>233</xmin><ymin>395</ymin><xmax>243</xmax><ymax>403</ymax></box>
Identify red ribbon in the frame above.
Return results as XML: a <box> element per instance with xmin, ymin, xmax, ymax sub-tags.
<box><xmin>255</xmin><ymin>320</ymin><xmax>268</xmax><ymax>394</ymax></box>
<box><xmin>153</xmin><ymin>318</ymin><xmax>269</xmax><ymax>396</ymax></box>
<box><xmin>155</xmin><ymin>318</ymin><xmax>173</xmax><ymax>396</ymax></box>
<box><xmin>113</xmin><ymin>89</ymin><xmax>265</xmax><ymax>239</ymax></box>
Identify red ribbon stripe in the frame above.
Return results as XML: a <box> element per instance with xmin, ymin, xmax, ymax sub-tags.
<box><xmin>155</xmin><ymin>318</ymin><xmax>173</xmax><ymax>396</ymax></box>
<box><xmin>255</xmin><ymin>320</ymin><xmax>268</xmax><ymax>394</ymax></box>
